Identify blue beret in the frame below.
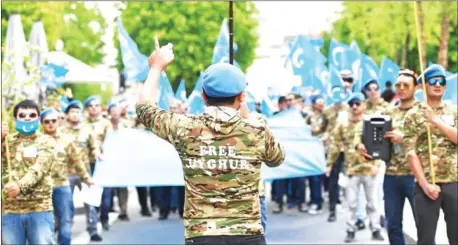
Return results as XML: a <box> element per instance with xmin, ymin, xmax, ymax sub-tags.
<box><xmin>40</xmin><ymin>108</ymin><xmax>58</xmax><ymax>121</ymax></box>
<box><xmin>107</xmin><ymin>102</ymin><xmax>118</xmax><ymax>113</ymax></box>
<box><xmin>347</xmin><ymin>92</ymin><xmax>365</xmax><ymax>105</ymax></box>
<box><xmin>418</xmin><ymin>64</ymin><xmax>446</xmax><ymax>84</ymax></box>
<box><xmin>84</xmin><ymin>96</ymin><xmax>101</xmax><ymax>108</ymax></box>
<box><xmin>311</xmin><ymin>94</ymin><xmax>324</xmax><ymax>104</ymax></box>
<box><xmin>202</xmin><ymin>63</ymin><xmax>246</xmax><ymax>98</ymax></box>
<box><xmin>65</xmin><ymin>100</ymin><xmax>83</xmax><ymax>113</ymax></box>
<box><xmin>363</xmin><ymin>79</ymin><xmax>379</xmax><ymax>90</ymax></box>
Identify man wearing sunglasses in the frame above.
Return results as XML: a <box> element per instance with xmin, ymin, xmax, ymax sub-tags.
<box><xmin>323</xmin><ymin>86</ymin><xmax>349</xmax><ymax>222</ymax></box>
<box><xmin>403</xmin><ymin>64</ymin><xmax>457</xmax><ymax>245</ymax></box>
<box><xmin>327</xmin><ymin>93</ymin><xmax>384</xmax><ymax>242</ymax></box>
<box><xmin>41</xmin><ymin>108</ymin><xmax>94</xmax><ymax>245</ymax></box>
<box><xmin>136</xmin><ymin>38</ymin><xmax>285</xmax><ymax>245</ymax></box>
<box><xmin>61</xmin><ymin>100</ymin><xmax>103</xmax><ymax>242</ymax></box>
<box><xmin>1</xmin><ymin>100</ymin><xmax>57</xmax><ymax>245</ymax></box>
<box><xmin>357</xmin><ymin>79</ymin><xmax>390</xmax><ymax>229</ymax></box>
<box><xmin>357</xmin><ymin>69</ymin><xmax>419</xmax><ymax>245</ymax></box>
<box><xmin>83</xmin><ymin>96</ymin><xmax>113</xmax><ymax>232</ymax></box>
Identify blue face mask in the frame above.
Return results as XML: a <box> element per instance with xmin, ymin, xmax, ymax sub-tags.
<box><xmin>15</xmin><ymin>119</ymin><xmax>40</xmax><ymax>136</ymax></box>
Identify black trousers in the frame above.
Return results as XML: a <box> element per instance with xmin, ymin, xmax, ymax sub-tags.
<box><xmin>185</xmin><ymin>235</ymin><xmax>266</xmax><ymax>245</ymax></box>
<box><xmin>414</xmin><ymin>182</ymin><xmax>457</xmax><ymax>245</ymax></box>
<box><xmin>328</xmin><ymin>152</ymin><xmax>344</xmax><ymax>212</ymax></box>
<box><xmin>177</xmin><ymin>186</ymin><xmax>185</xmax><ymax>217</ymax></box>
<box><xmin>136</xmin><ymin>187</ymin><xmax>157</xmax><ymax>212</ymax></box>
<box><xmin>157</xmin><ymin>186</ymin><xmax>172</xmax><ymax>217</ymax></box>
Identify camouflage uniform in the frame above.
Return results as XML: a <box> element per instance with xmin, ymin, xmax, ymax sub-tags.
<box><xmin>84</xmin><ymin>117</ymin><xmax>112</xmax><ymax>154</ymax></box>
<box><xmin>136</xmin><ymin>102</ymin><xmax>285</xmax><ymax>238</ymax></box>
<box><xmin>364</xmin><ymin>98</ymin><xmax>390</xmax><ymax>116</ymax></box>
<box><xmin>1</xmin><ymin>132</ymin><xmax>57</xmax><ymax>214</ymax></box>
<box><xmin>327</xmin><ymin>120</ymin><xmax>378</xmax><ymax>175</ymax></box>
<box><xmin>61</xmin><ymin>126</ymin><xmax>100</xmax><ymax>173</ymax></box>
<box><xmin>50</xmin><ymin>131</ymin><xmax>90</xmax><ymax>187</ymax></box>
<box><xmin>306</xmin><ymin>108</ymin><xmax>328</xmax><ymax>138</ymax></box>
<box><xmin>403</xmin><ymin>102</ymin><xmax>458</xmax><ymax>183</ymax></box>
<box><xmin>384</xmin><ymin>101</ymin><xmax>419</xmax><ymax>176</ymax></box>
<box><xmin>329</xmin><ymin>117</ymin><xmax>381</xmax><ymax>233</ymax></box>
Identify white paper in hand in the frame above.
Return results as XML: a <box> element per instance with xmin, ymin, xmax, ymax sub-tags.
<box><xmin>81</xmin><ymin>184</ymin><xmax>103</xmax><ymax>207</ymax></box>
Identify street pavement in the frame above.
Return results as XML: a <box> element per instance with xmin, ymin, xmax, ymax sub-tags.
<box><xmin>69</xmin><ymin>185</ymin><xmax>447</xmax><ymax>244</ymax></box>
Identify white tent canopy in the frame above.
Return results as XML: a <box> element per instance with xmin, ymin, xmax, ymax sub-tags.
<box><xmin>47</xmin><ymin>51</ymin><xmax>117</xmax><ymax>84</ymax></box>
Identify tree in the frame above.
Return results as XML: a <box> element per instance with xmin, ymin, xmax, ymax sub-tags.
<box><xmin>114</xmin><ymin>1</ymin><xmax>259</xmax><ymax>94</ymax></box>
<box><xmin>323</xmin><ymin>1</ymin><xmax>457</xmax><ymax>73</ymax></box>
<box><xmin>1</xmin><ymin>2</ymin><xmax>106</xmax><ymax>65</ymax></box>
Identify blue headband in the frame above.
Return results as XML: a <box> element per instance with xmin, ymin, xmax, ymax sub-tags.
<box><xmin>107</xmin><ymin>103</ymin><xmax>118</xmax><ymax>113</ymax></box>
<box><xmin>40</xmin><ymin>108</ymin><xmax>58</xmax><ymax>121</ymax></box>
<box><xmin>84</xmin><ymin>96</ymin><xmax>101</xmax><ymax>108</ymax></box>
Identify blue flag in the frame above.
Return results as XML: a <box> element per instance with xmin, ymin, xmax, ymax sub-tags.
<box><xmin>260</xmin><ymin>97</ymin><xmax>275</xmax><ymax>118</ymax></box>
<box><xmin>187</xmin><ymin>74</ymin><xmax>205</xmax><ymax>115</ymax></box>
<box><xmin>360</xmin><ymin>54</ymin><xmax>380</xmax><ymax>88</ymax></box>
<box><xmin>157</xmin><ymin>72</ymin><xmax>175</xmax><ymax>111</ymax></box>
<box><xmin>93</xmin><ymin>129</ymin><xmax>185</xmax><ymax>187</ymax></box>
<box><xmin>116</xmin><ymin>17</ymin><xmax>149</xmax><ymax>82</ymax></box>
<box><xmin>378</xmin><ymin>57</ymin><xmax>400</xmax><ymax>92</ymax></box>
<box><xmin>444</xmin><ymin>74</ymin><xmax>457</xmax><ymax>106</ymax></box>
<box><xmin>41</xmin><ymin>63</ymin><xmax>68</xmax><ymax>89</ymax></box>
<box><xmin>262</xmin><ymin>109</ymin><xmax>326</xmax><ymax>181</ymax></box>
<box><xmin>349</xmin><ymin>40</ymin><xmax>361</xmax><ymax>54</ymax></box>
<box><xmin>212</xmin><ymin>19</ymin><xmax>238</xmax><ymax>64</ymax></box>
<box><xmin>287</xmin><ymin>35</ymin><xmax>327</xmax><ymax>84</ymax></box>
<box><xmin>175</xmin><ymin>79</ymin><xmax>187</xmax><ymax>103</ymax></box>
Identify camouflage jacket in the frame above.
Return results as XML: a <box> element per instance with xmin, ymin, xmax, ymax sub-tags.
<box><xmin>354</xmin><ymin>98</ymin><xmax>390</xmax><ymax>172</ymax></box>
<box><xmin>383</xmin><ymin>101</ymin><xmax>419</xmax><ymax>176</ymax></box>
<box><xmin>136</xmin><ymin>102</ymin><xmax>285</xmax><ymax>238</ymax></box>
<box><xmin>306</xmin><ymin>108</ymin><xmax>327</xmax><ymax>138</ymax></box>
<box><xmin>404</xmin><ymin>102</ymin><xmax>458</xmax><ymax>183</ymax></box>
<box><xmin>364</xmin><ymin>98</ymin><xmax>390</xmax><ymax>116</ymax></box>
<box><xmin>327</xmin><ymin>119</ymin><xmax>378</xmax><ymax>176</ymax></box>
<box><xmin>1</xmin><ymin>132</ymin><xmax>57</xmax><ymax>214</ymax></box>
<box><xmin>50</xmin><ymin>131</ymin><xmax>90</xmax><ymax>187</ymax></box>
<box><xmin>61</xmin><ymin>125</ymin><xmax>100</xmax><ymax>170</ymax></box>
<box><xmin>323</xmin><ymin>104</ymin><xmax>349</xmax><ymax>149</ymax></box>
<box><xmin>84</xmin><ymin>116</ymin><xmax>112</xmax><ymax>151</ymax></box>
<box><xmin>246</xmin><ymin>112</ymin><xmax>268</xmax><ymax>197</ymax></box>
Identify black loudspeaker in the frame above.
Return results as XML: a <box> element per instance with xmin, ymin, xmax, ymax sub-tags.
<box><xmin>362</xmin><ymin>115</ymin><xmax>392</xmax><ymax>162</ymax></box>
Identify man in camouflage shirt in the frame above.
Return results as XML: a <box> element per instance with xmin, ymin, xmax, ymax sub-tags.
<box><xmin>61</xmin><ymin>100</ymin><xmax>103</xmax><ymax>242</ymax></box>
<box><xmin>323</xmin><ymin>87</ymin><xmax>349</xmax><ymax>222</ymax></box>
<box><xmin>1</xmin><ymin>100</ymin><xmax>57</xmax><ymax>244</ymax></box>
<box><xmin>83</xmin><ymin>95</ymin><xmax>113</xmax><ymax>232</ymax></box>
<box><xmin>403</xmin><ymin>64</ymin><xmax>457</xmax><ymax>245</ymax></box>
<box><xmin>357</xmin><ymin>70</ymin><xmax>419</xmax><ymax>245</ymax></box>
<box><xmin>356</xmin><ymin>79</ymin><xmax>390</xmax><ymax>228</ymax></box>
<box><xmin>136</xmin><ymin>38</ymin><xmax>285</xmax><ymax>245</ymax></box>
<box><xmin>306</xmin><ymin>95</ymin><xmax>328</xmax><ymax>214</ymax></box>
<box><xmin>327</xmin><ymin>93</ymin><xmax>384</xmax><ymax>242</ymax></box>
<box><xmin>41</xmin><ymin>108</ymin><xmax>94</xmax><ymax>245</ymax></box>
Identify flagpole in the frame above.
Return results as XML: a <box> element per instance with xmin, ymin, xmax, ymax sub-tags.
<box><xmin>229</xmin><ymin>0</ymin><xmax>234</xmax><ymax>65</ymax></box>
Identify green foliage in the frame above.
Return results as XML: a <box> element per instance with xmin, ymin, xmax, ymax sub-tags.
<box><xmin>63</xmin><ymin>83</ymin><xmax>114</xmax><ymax>106</ymax></box>
<box><xmin>115</xmin><ymin>1</ymin><xmax>259</xmax><ymax>94</ymax></box>
<box><xmin>1</xmin><ymin>2</ymin><xmax>106</xmax><ymax>65</ymax></box>
<box><xmin>323</xmin><ymin>1</ymin><xmax>457</xmax><ymax>72</ymax></box>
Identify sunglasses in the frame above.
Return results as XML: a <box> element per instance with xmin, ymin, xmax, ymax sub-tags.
<box><xmin>349</xmin><ymin>101</ymin><xmax>361</xmax><ymax>107</ymax></box>
<box><xmin>18</xmin><ymin>112</ymin><xmax>38</xmax><ymax>119</ymax></box>
<box><xmin>427</xmin><ymin>77</ymin><xmax>446</xmax><ymax>86</ymax></box>
<box><xmin>43</xmin><ymin>119</ymin><xmax>58</xmax><ymax>124</ymax></box>
<box><xmin>87</xmin><ymin>104</ymin><xmax>100</xmax><ymax>108</ymax></box>
<box><xmin>395</xmin><ymin>82</ymin><xmax>413</xmax><ymax>90</ymax></box>
<box><xmin>365</xmin><ymin>86</ymin><xmax>379</xmax><ymax>92</ymax></box>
